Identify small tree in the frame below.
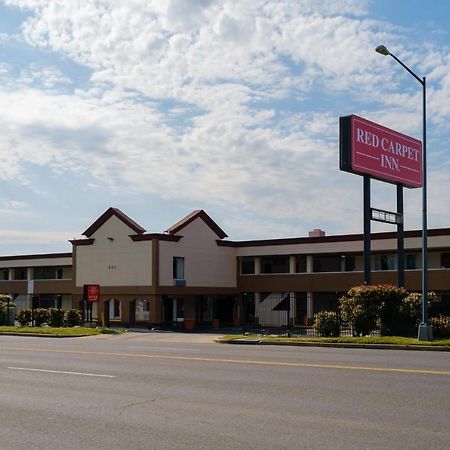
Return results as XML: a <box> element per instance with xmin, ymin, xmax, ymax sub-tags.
<box><xmin>339</xmin><ymin>284</ymin><xmax>408</xmax><ymax>336</ymax></box>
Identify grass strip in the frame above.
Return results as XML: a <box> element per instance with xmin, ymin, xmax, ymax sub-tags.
<box><xmin>218</xmin><ymin>335</ymin><xmax>450</xmax><ymax>346</ymax></box>
<box><xmin>0</xmin><ymin>326</ymin><xmax>122</xmax><ymax>336</ymax></box>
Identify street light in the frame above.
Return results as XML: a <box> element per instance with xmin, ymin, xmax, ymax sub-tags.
<box><xmin>375</xmin><ymin>45</ymin><xmax>432</xmax><ymax>340</ymax></box>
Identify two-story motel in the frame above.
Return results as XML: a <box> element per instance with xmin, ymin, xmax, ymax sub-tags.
<box><xmin>1</xmin><ymin>207</ymin><xmax>449</xmax><ymax>329</ymax></box>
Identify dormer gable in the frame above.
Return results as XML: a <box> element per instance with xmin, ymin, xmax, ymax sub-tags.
<box><xmin>165</xmin><ymin>210</ymin><xmax>227</xmax><ymax>239</ymax></box>
<box><xmin>82</xmin><ymin>207</ymin><xmax>146</xmax><ymax>238</ymax></box>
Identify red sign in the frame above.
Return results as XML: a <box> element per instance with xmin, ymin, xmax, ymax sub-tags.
<box><xmin>340</xmin><ymin>115</ymin><xmax>422</xmax><ymax>188</ymax></box>
<box><xmin>84</xmin><ymin>284</ymin><xmax>100</xmax><ymax>302</ymax></box>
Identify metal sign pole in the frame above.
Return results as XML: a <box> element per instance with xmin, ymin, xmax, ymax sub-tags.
<box><xmin>397</xmin><ymin>185</ymin><xmax>405</xmax><ymax>287</ymax></box>
<box><xmin>363</xmin><ymin>175</ymin><xmax>371</xmax><ymax>284</ymax></box>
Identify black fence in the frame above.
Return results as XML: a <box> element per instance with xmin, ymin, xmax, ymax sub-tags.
<box><xmin>243</xmin><ymin>324</ymin><xmax>381</xmax><ymax>338</ymax></box>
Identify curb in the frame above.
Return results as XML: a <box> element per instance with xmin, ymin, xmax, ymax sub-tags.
<box><xmin>216</xmin><ymin>339</ymin><xmax>450</xmax><ymax>351</ymax></box>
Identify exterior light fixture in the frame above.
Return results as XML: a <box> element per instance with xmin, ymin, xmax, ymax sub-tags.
<box><xmin>375</xmin><ymin>44</ymin><xmax>431</xmax><ymax>340</ymax></box>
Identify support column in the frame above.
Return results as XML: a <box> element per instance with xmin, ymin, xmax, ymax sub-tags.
<box><xmin>363</xmin><ymin>175</ymin><xmax>371</xmax><ymax>284</ymax></box>
<box><xmin>121</xmin><ymin>298</ymin><xmax>131</xmax><ymax>326</ymax></box>
<box><xmin>254</xmin><ymin>257</ymin><xmax>261</xmax><ymax>274</ymax></box>
<box><xmin>307</xmin><ymin>292</ymin><xmax>314</xmax><ymax>325</ymax></box>
<box><xmin>397</xmin><ymin>184</ymin><xmax>405</xmax><ymax>287</ymax></box>
<box><xmin>306</xmin><ymin>255</ymin><xmax>314</xmax><ymax>273</ymax></box>
<box><xmin>289</xmin><ymin>256</ymin><xmax>296</xmax><ymax>274</ymax></box>
<box><xmin>172</xmin><ymin>298</ymin><xmax>177</xmax><ymax>322</ymax></box>
<box><xmin>183</xmin><ymin>296</ymin><xmax>196</xmax><ymax>330</ymax></box>
<box><xmin>8</xmin><ymin>268</ymin><xmax>14</xmax><ymax>280</ymax></box>
<box><xmin>234</xmin><ymin>296</ymin><xmax>243</xmax><ymax>327</ymax></box>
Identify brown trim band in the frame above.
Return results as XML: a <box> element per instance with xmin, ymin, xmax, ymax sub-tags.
<box><xmin>131</xmin><ymin>234</ymin><xmax>182</xmax><ymax>242</ymax></box>
<box><xmin>70</xmin><ymin>239</ymin><xmax>94</xmax><ymax>246</ymax></box>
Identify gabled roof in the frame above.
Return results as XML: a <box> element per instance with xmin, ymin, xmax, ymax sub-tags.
<box><xmin>83</xmin><ymin>207</ymin><xmax>146</xmax><ymax>238</ymax></box>
<box><xmin>165</xmin><ymin>210</ymin><xmax>228</xmax><ymax>239</ymax></box>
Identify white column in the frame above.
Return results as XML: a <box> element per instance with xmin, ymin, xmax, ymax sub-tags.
<box><xmin>306</xmin><ymin>255</ymin><xmax>314</xmax><ymax>273</ymax></box>
<box><xmin>8</xmin><ymin>268</ymin><xmax>14</xmax><ymax>280</ymax></box>
<box><xmin>289</xmin><ymin>292</ymin><xmax>295</xmax><ymax>321</ymax></box>
<box><xmin>307</xmin><ymin>292</ymin><xmax>314</xmax><ymax>320</ymax></box>
<box><xmin>254</xmin><ymin>257</ymin><xmax>261</xmax><ymax>274</ymax></box>
<box><xmin>289</xmin><ymin>256</ymin><xmax>296</xmax><ymax>274</ymax></box>
<box><xmin>172</xmin><ymin>298</ymin><xmax>177</xmax><ymax>322</ymax></box>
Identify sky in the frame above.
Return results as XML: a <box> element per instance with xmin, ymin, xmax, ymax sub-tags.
<box><xmin>1</xmin><ymin>0</ymin><xmax>450</xmax><ymax>255</ymax></box>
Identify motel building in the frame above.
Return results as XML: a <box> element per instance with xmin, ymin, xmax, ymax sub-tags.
<box><xmin>1</xmin><ymin>207</ymin><xmax>450</xmax><ymax>329</ymax></box>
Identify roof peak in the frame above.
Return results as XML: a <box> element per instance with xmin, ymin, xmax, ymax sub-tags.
<box><xmin>82</xmin><ymin>207</ymin><xmax>146</xmax><ymax>237</ymax></box>
<box><xmin>166</xmin><ymin>209</ymin><xmax>227</xmax><ymax>239</ymax></box>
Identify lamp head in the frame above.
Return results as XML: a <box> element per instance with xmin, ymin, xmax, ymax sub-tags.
<box><xmin>375</xmin><ymin>45</ymin><xmax>390</xmax><ymax>56</ymax></box>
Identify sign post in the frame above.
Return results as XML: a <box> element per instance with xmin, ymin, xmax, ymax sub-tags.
<box><xmin>83</xmin><ymin>284</ymin><xmax>100</xmax><ymax>324</ymax></box>
<box><xmin>340</xmin><ymin>114</ymin><xmax>422</xmax><ymax>289</ymax></box>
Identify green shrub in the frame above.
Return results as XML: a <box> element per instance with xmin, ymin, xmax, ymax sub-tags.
<box><xmin>66</xmin><ymin>309</ymin><xmax>82</xmax><ymax>327</ymax></box>
<box><xmin>48</xmin><ymin>308</ymin><xmax>65</xmax><ymax>327</ymax></box>
<box><xmin>339</xmin><ymin>284</ymin><xmax>408</xmax><ymax>336</ymax></box>
<box><xmin>313</xmin><ymin>311</ymin><xmax>340</xmax><ymax>337</ymax></box>
<box><xmin>397</xmin><ymin>292</ymin><xmax>436</xmax><ymax>336</ymax></box>
<box><xmin>430</xmin><ymin>316</ymin><xmax>450</xmax><ymax>338</ymax></box>
<box><xmin>33</xmin><ymin>308</ymin><xmax>50</xmax><ymax>327</ymax></box>
<box><xmin>16</xmin><ymin>309</ymin><xmax>32</xmax><ymax>326</ymax></box>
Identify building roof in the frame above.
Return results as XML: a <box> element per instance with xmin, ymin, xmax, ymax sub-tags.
<box><xmin>82</xmin><ymin>207</ymin><xmax>146</xmax><ymax>238</ymax></box>
<box><xmin>217</xmin><ymin>228</ymin><xmax>450</xmax><ymax>247</ymax></box>
<box><xmin>0</xmin><ymin>252</ymin><xmax>72</xmax><ymax>261</ymax></box>
<box><xmin>165</xmin><ymin>210</ymin><xmax>228</xmax><ymax>239</ymax></box>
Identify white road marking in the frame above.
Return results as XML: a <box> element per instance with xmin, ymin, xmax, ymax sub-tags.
<box><xmin>7</xmin><ymin>367</ymin><xmax>115</xmax><ymax>378</ymax></box>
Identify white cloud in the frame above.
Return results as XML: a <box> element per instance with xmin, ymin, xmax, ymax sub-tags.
<box><xmin>0</xmin><ymin>0</ymin><xmax>449</xmax><ymax>246</ymax></box>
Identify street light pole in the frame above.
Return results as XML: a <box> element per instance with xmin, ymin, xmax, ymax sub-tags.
<box><xmin>375</xmin><ymin>45</ymin><xmax>432</xmax><ymax>340</ymax></box>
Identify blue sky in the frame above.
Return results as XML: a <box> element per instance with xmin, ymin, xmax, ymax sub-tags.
<box><xmin>1</xmin><ymin>0</ymin><xmax>450</xmax><ymax>255</ymax></box>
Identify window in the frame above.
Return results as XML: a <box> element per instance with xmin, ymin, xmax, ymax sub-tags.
<box><xmin>441</xmin><ymin>253</ymin><xmax>450</xmax><ymax>268</ymax></box>
<box><xmin>406</xmin><ymin>254</ymin><xmax>417</xmax><ymax>270</ymax></box>
<box><xmin>135</xmin><ymin>299</ymin><xmax>150</xmax><ymax>321</ymax></box>
<box><xmin>113</xmin><ymin>299</ymin><xmax>121</xmax><ymax>319</ymax></box>
<box><xmin>241</xmin><ymin>257</ymin><xmax>255</xmax><ymax>274</ymax></box>
<box><xmin>313</xmin><ymin>255</ymin><xmax>341</xmax><ymax>272</ymax></box>
<box><xmin>375</xmin><ymin>254</ymin><xmax>396</xmax><ymax>270</ymax></box>
<box><xmin>343</xmin><ymin>256</ymin><xmax>355</xmax><ymax>272</ymax></box>
<box><xmin>295</xmin><ymin>255</ymin><xmax>307</xmax><ymax>273</ymax></box>
<box><xmin>34</xmin><ymin>267</ymin><xmax>58</xmax><ymax>280</ymax></box>
<box><xmin>14</xmin><ymin>268</ymin><xmax>27</xmax><ymax>280</ymax></box>
<box><xmin>173</xmin><ymin>257</ymin><xmax>185</xmax><ymax>279</ymax></box>
<box><xmin>1</xmin><ymin>269</ymin><xmax>9</xmax><ymax>280</ymax></box>
<box><xmin>260</xmin><ymin>256</ymin><xmax>289</xmax><ymax>274</ymax></box>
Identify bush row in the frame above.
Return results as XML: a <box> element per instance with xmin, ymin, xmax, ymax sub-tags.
<box><xmin>313</xmin><ymin>285</ymin><xmax>442</xmax><ymax>337</ymax></box>
<box><xmin>16</xmin><ymin>308</ymin><xmax>83</xmax><ymax>327</ymax></box>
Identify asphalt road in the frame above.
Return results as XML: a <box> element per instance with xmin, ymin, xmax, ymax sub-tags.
<box><xmin>1</xmin><ymin>332</ymin><xmax>449</xmax><ymax>450</ymax></box>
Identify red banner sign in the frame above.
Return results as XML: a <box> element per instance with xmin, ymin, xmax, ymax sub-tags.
<box><xmin>84</xmin><ymin>284</ymin><xmax>100</xmax><ymax>302</ymax></box>
<box><xmin>340</xmin><ymin>115</ymin><xmax>422</xmax><ymax>188</ymax></box>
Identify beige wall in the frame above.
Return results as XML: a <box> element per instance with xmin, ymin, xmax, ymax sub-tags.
<box><xmin>76</xmin><ymin>215</ymin><xmax>152</xmax><ymax>287</ymax></box>
<box><xmin>159</xmin><ymin>218</ymin><xmax>236</xmax><ymax>287</ymax></box>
